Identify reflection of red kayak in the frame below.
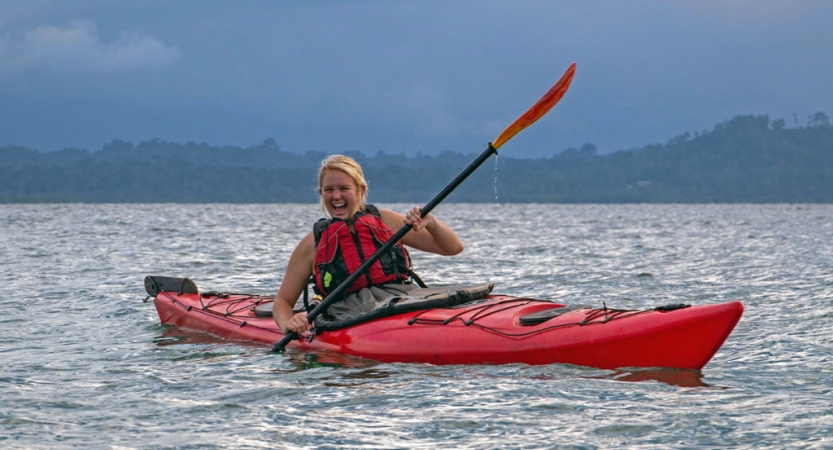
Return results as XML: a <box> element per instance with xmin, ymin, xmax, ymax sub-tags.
<box><xmin>145</xmin><ymin>276</ymin><xmax>742</xmax><ymax>370</ymax></box>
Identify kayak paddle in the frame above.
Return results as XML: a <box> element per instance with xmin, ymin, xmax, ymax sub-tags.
<box><xmin>272</xmin><ymin>62</ymin><xmax>576</xmax><ymax>353</ymax></box>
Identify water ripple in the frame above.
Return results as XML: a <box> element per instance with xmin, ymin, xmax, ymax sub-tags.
<box><xmin>1</xmin><ymin>203</ymin><xmax>832</xmax><ymax>448</ymax></box>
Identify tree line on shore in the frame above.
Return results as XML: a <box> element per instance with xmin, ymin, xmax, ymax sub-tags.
<box><xmin>1</xmin><ymin>113</ymin><xmax>832</xmax><ymax>203</ymax></box>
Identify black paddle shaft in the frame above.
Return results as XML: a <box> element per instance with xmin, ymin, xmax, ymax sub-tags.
<box><xmin>271</xmin><ymin>143</ymin><xmax>498</xmax><ymax>352</ymax></box>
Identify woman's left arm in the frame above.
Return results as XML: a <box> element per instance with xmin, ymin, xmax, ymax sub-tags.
<box><xmin>379</xmin><ymin>207</ymin><xmax>464</xmax><ymax>256</ymax></box>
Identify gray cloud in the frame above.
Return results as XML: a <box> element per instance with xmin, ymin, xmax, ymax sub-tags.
<box><xmin>0</xmin><ymin>20</ymin><xmax>180</xmax><ymax>74</ymax></box>
<box><xmin>0</xmin><ymin>1</ymin><xmax>831</xmax><ymax>156</ymax></box>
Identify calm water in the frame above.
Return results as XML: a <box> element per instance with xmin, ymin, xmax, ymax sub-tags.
<box><xmin>1</xmin><ymin>203</ymin><xmax>832</xmax><ymax>449</ymax></box>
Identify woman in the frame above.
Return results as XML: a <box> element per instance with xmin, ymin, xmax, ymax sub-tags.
<box><xmin>273</xmin><ymin>154</ymin><xmax>464</xmax><ymax>334</ymax></box>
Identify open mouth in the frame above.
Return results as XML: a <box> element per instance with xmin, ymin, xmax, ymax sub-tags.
<box><xmin>332</xmin><ymin>202</ymin><xmax>347</xmax><ymax>215</ymax></box>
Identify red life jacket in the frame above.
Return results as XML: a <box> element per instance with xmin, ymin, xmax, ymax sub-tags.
<box><xmin>313</xmin><ymin>205</ymin><xmax>412</xmax><ymax>296</ymax></box>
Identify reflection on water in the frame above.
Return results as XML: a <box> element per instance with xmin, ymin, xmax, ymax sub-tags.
<box><xmin>154</xmin><ymin>326</ymin><xmax>232</xmax><ymax>346</ymax></box>
<box><xmin>157</xmin><ymin>325</ymin><xmax>379</xmax><ymax>370</ymax></box>
<box><xmin>605</xmin><ymin>368</ymin><xmax>709</xmax><ymax>388</ymax></box>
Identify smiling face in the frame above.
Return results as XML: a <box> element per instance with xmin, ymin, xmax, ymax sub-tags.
<box><xmin>319</xmin><ymin>169</ymin><xmax>366</xmax><ymax>220</ymax></box>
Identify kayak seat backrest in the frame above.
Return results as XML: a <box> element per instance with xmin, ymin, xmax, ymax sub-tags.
<box><xmin>519</xmin><ymin>304</ymin><xmax>592</xmax><ymax>325</ymax></box>
<box><xmin>144</xmin><ymin>276</ymin><xmax>199</xmax><ymax>297</ymax></box>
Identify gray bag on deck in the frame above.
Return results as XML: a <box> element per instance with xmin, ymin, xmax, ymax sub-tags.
<box><xmin>313</xmin><ymin>283</ymin><xmax>495</xmax><ymax>331</ymax></box>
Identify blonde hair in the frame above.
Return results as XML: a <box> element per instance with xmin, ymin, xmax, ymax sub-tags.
<box><xmin>318</xmin><ymin>155</ymin><xmax>368</xmax><ymax>215</ymax></box>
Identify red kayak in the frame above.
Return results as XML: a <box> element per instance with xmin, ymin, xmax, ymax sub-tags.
<box><xmin>145</xmin><ymin>276</ymin><xmax>742</xmax><ymax>370</ymax></box>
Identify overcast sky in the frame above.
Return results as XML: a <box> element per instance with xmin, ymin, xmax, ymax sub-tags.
<box><xmin>1</xmin><ymin>0</ymin><xmax>831</xmax><ymax>158</ymax></box>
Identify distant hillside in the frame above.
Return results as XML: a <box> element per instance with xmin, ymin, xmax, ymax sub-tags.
<box><xmin>1</xmin><ymin>114</ymin><xmax>832</xmax><ymax>203</ymax></box>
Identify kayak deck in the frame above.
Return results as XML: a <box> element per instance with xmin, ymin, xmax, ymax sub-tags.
<box><xmin>150</xmin><ymin>283</ymin><xmax>743</xmax><ymax>370</ymax></box>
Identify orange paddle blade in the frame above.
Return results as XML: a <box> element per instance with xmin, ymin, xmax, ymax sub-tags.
<box><xmin>492</xmin><ymin>62</ymin><xmax>576</xmax><ymax>150</ymax></box>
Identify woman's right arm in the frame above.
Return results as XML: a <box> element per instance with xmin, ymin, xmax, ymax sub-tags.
<box><xmin>273</xmin><ymin>232</ymin><xmax>315</xmax><ymax>334</ymax></box>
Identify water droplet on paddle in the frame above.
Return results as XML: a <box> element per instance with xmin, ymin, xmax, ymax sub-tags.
<box><xmin>494</xmin><ymin>154</ymin><xmax>500</xmax><ymax>207</ymax></box>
